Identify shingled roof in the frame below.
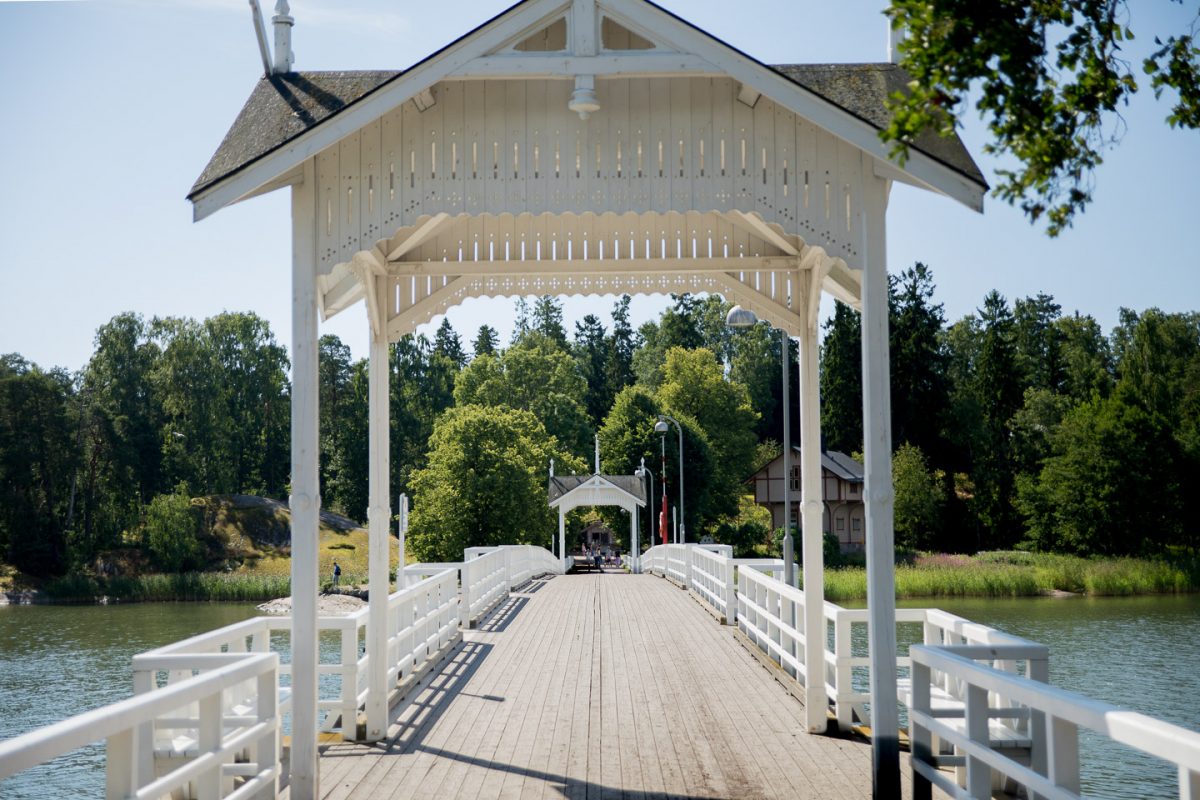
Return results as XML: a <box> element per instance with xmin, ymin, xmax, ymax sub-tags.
<box><xmin>188</xmin><ymin>62</ymin><xmax>985</xmax><ymax>201</ymax></box>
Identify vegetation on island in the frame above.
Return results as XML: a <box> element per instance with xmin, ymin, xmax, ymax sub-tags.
<box><xmin>1</xmin><ymin>264</ymin><xmax>1198</xmax><ymax>600</ymax></box>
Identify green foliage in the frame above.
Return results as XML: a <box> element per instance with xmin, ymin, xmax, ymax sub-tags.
<box><xmin>144</xmin><ymin>484</ymin><xmax>202</xmax><ymax>572</ymax></box>
<box><xmin>820</xmin><ymin>551</ymin><xmax>1197</xmax><ymax>602</ymax></box>
<box><xmin>42</xmin><ymin>571</ymin><xmax>290</xmax><ymax>602</ymax></box>
<box><xmin>819</xmin><ymin>301</ymin><xmax>862</xmax><ymax>454</ymax></box>
<box><xmin>885</xmin><ymin>1</ymin><xmax>1200</xmax><ymax>235</ymax></box>
<box><xmin>0</xmin><ymin>356</ymin><xmax>76</xmax><ymax>575</ymax></box>
<box><xmin>657</xmin><ymin>347</ymin><xmax>759</xmax><ymax>529</ymax></box>
<box><xmin>472</xmin><ymin>325</ymin><xmax>499</xmax><ymax>358</ymax></box>
<box><xmin>892</xmin><ymin>443</ymin><xmax>944</xmax><ymax>551</ymax></box>
<box><xmin>454</xmin><ymin>335</ymin><xmax>591</xmax><ymax>456</ymax></box>
<box><xmin>1017</xmin><ymin>390</ymin><xmax>1183</xmax><ymax>555</ymax></box>
<box><xmin>407</xmin><ymin>405</ymin><xmax>585</xmax><ymax>562</ymax></box>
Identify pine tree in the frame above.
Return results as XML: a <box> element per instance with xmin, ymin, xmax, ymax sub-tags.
<box><xmin>472</xmin><ymin>325</ymin><xmax>499</xmax><ymax>358</ymax></box>
<box><xmin>819</xmin><ymin>301</ymin><xmax>862</xmax><ymax>454</ymax></box>
<box><xmin>433</xmin><ymin>318</ymin><xmax>467</xmax><ymax>368</ymax></box>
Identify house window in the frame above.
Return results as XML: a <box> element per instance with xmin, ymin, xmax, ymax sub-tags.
<box><xmin>790</xmin><ymin>466</ymin><xmax>800</xmax><ymax>492</ymax></box>
<box><xmin>848</xmin><ymin>483</ymin><xmax>859</xmax><ymax>496</ymax></box>
<box><xmin>836</xmin><ymin>518</ymin><xmax>844</xmax><ymax>531</ymax></box>
<box><xmin>852</xmin><ymin>518</ymin><xmax>861</xmax><ymax>531</ymax></box>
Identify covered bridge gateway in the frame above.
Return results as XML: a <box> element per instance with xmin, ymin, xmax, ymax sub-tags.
<box><xmin>188</xmin><ymin>2</ymin><xmax>985</xmax><ymax>797</ymax></box>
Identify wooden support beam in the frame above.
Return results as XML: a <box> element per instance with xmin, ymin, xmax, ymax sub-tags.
<box><xmin>723</xmin><ymin>209</ymin><xmax>799</xmax><ymax>255</ymax></box>
<box><xmin>385</xmin><ymin>212</ymin><xmax>453</xmax><ymax>262</ymax></box>
<box><xmin>449</xmin><ymin>53</ymin><xmax>719</xmax><ymax>79</ymax></box>
<box><xmin>386</xmin><ymin>254</ymin><xmax>801</xmax><ymax>277</ymax></box>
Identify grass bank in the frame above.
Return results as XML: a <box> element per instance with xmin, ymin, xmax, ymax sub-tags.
<box><xmin>40</xmin><ymin>572</ymin><xmax>296</xmax><ymax>603</ymax></box>
<box><xmin>818</xmin><ymin>551</ymin><xmax>1200</xmax><ymax>603</ymax></box>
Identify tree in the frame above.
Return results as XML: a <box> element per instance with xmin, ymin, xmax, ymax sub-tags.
<box><xmin>598</xmin><ymin>385</ymin><xmax>716</xmax><ymax>545</ymax></box>
<box><xmin>886</xmin><ymin>0</ymin><xmax>1200</xmax><ymax>234</ymax></box>
<box><xmin>531</xmin><ymin>295</ymin><xmax>568</xmax><ymax>346</ymax></box>
<box><xmin>729</xmin><ymin>320</ymin><xmax>787</xmax><ymax>443</ymax></box>
<box><xmin>892</xmin><ymin>443</ymin><xmax>944</xmax><ymax>551</ymax></box>
<box><xmin>631</xmin><ymin>294</ymin><xmax>705</xmax><ymax>387</ymax></box>
<box><xmin>144</xmin><ymin>484</ymin><xmax>202</xmax><ymax>572</ymax></box>
<box><xmin>0</xmin><ymin>356</ymin><xmax>76</xmax><ymax>575</ymax></box>
<box><xmin>889</xmin><ymin>263</ymin><xmax>950</xmax><ymax>460</ymax></box>
<box><xmin>1013</xmin><ymin>293</ymin><xmax>1064</xmax><ymax>393</ymax></box>
<box><xmin>1056</xmin><ymin>312</ymin><xmax>1115</xmax><ymax>402</ymax></box>
<box><xmin>603</xmin><ymin>295</ymin><xmax>637</xmax><ymax>404</ymax></box>
<box><xmin>971</xmin><ymin>291</ymin><xmax>1025</xmax><ymax>547</ymax></box>
<box><xmin>657</xmin><ymin>347</ymin><xmax>759</xmax><ymax>528</ymax></box>
<box><xmin>454</xmin><ymin>336</ymin><xmax>592</xmax><ymax>456</ymax></box>
<box><xmin>820</xmin><ymin>301</ymin><xmax>863</xmax><ymax>454</ymax></box>
<box><xmin>76</xmin><ymin>312</ymin><xmax>163</xmax><ymax>562</ymax></box>
<box><xmin>433</xmin><ymin>318</ymin><xmax>467</xmax><ymax>368</ymax></box>
<box><xmin>573</xmin><ymin>313</ymin><xmax>610</xmax><ymax>425</ymax></box>
<box><xmin>407</xmin><ymin>405</ymin><xmax>584</xmax><ymax>561</ymax></box>
<box><xmin>472</xmin><ymin>325</ymin><xmax>499</xmax><ymax>359</ymax></box>
<box><xmin>1016</xmin><ymin>389</ymin><xmax>1182</xmax><ymax>555</ymax></box>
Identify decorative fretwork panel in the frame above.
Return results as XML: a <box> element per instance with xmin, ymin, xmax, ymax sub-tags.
<box><xmin>314</xmin><ymin>77</ymin><xmax>866</xmax><ymax>275</ymax></box>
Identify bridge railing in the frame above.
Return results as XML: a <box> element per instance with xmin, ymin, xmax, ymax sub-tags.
<box><xmin>909</xmin><ymin>643</ymin><xmax>1200</xmax><ymax>799</ymax></box>
<box><xmin>822</xmin><ymin>604</ymin><xmax>1046</xmax><ymax>731</ymax></box>
<box><xmin>644</xmin><ymin>544</ymin><xmax>1049</xmax><ymax>729</ymax></box>
<box><xmin>0</xmin><ymin>544</ymin><xmax>562</xmax><ymax>794</ymax></box>
<box><xmin>0</xmin><ymin>652</ymin><xmax>280</xmax><ymax>800</ymax></box>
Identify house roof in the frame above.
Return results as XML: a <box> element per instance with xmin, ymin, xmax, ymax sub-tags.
<box><xmin>820</xmin><ymin>449</ymin><xmax>865</xmax><ymax>482</ymax></box>
<box><xmin>548</xmin><ymin>474</ymin><xmax>648</xmax><ymax>505</ymax></box>
<box><xmin>189</xmin><ymin>61</ymin><xmax>984</xmax><ymax>201</ymax></box>
<box><xmin>750</xmin><ymin>447</ymin><xmax>864</xmax><ymax>484</ymax></box>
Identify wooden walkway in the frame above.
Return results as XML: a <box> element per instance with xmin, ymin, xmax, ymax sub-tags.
<box><xmin>291</xmin><ymin>571</ymin><xmax>930</xmax><ymax>799</ymax></box>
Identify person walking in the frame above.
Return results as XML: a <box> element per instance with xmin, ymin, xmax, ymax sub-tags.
<box><xmin>332</xmin><ymin>560</ymin><xmax>342</xmax><ymax>587</ymax></box>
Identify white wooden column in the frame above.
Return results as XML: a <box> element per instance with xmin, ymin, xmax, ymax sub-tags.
<box><xmin>629</xmin><ymin>508</ymin><xmax>636</xmax><ymax>571</ymax></box>
<box><xmin>288</xmin><ymin>159</ymin><xmax>320</xmax><ymax>800</ymax></box>
<box><xmin>798</xmin><ymin>269</ymin><xmax>827</xmax><ymax>734</ymax></box>
<box><xmin>559</xmin><ymin>508</ymin><xmax>566</xmax><ymax>570</ymax></box>
<box><xmin>365</xmin><ymin>319</ymin><xmax>390</xmax><ymax>741</ymax></box>
<box><xmin>860</xmin><ymin>162</ymin><xmax>899</xmax><ymax>797</ymax></box>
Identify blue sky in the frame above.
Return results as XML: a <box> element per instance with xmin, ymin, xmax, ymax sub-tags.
<box><xmin>1</xmin><ymin>0</ymin><xmax>1197</xmax><ymax>372</ymax></box>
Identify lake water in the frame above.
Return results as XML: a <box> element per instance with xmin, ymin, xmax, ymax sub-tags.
<box><xmin>898</xmin><ymin>594</ymin><xmax>1200</xmax><ymax>799</ymax></box>
<box><xmin>1</xmin><ymin>595</ymin><xmax>1198</xmax><ymax>798</ymax></box>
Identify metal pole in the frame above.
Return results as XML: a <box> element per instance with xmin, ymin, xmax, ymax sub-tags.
<box><xmin>676</xmin><ymin>422</ymin><xmax>685</xmax><ymax>543</ymax></box>
<box><xmin>781</xmin><ymin>329</ymin><xmax>795</xmax><ymax>587</ymax></box>
<box><xmin>660</xmin><ymin>433</ymin><xmax>668</xmax><ymax>545</ymax></box>
<box><xmin>657</xmin><ymin>414</ymin><xmax>685</xmax><ymax>543</ymax></box>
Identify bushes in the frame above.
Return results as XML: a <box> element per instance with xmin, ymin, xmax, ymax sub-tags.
<box><xmin>42</xmin><ymin>572</ymin><xmax>290</xmax><ymax>602</ymax></box>
<box><xmin>144</xmin><ymin>485</ymin><xmax>202</xmax><ymax>572</ymax></box>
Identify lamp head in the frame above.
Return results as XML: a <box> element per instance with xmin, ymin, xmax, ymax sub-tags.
<box><xmin>654</xmin><ymin>419</ymin><xmax>669</xmax><ymax>434</ymax></box>
<box><xmin>725</xmin><ymin>304</ymin><xmax>758</xmax><ymax>329</ymax></box>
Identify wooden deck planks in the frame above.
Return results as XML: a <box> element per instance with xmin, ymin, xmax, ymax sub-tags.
<box><xmin>288</xmin><ymin>571</ymin><xmax>940</xmax><ymax>799</ymax></box>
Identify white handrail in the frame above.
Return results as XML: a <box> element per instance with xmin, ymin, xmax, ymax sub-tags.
<box><xmin>0</xmin><ymin>653</ymin><xmax>280</xmax><ymax>800</ymax></box>
<box><xmin>909</xmin><ymin>644</ymin><xmax>1200</xmax><ymax>799</ymax></box>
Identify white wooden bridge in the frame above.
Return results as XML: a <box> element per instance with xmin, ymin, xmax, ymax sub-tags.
<box><xmin>2</xmin><ymin>543</ymin><xmax>1200</xmax><ymax>800</ymax></box>
<box><xmin>4</xmin><ymin>1</ymin><xmax>1200</xmax><ymax>798</ymax></box>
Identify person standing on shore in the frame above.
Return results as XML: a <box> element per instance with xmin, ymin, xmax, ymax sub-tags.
<box><xmin>332</xmin><ymin>561</ymin><xmax>341</xmax><ymax>587</ymax></box>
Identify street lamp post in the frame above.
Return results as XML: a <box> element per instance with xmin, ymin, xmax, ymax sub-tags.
<box><xmin>654</xmin><ymin>414</ymin><xmax>685</xmax><ymax>543</ymax></box>
<box><xmin>725</xmin><ymin>307</ymin><xmax>794</xmax><ymax>586</ymax></box>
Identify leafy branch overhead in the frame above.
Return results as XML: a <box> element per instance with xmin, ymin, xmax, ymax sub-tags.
<box><xmin>884</xmin><ymin>0</ymin><xmax>1200</xmax><ymax>236</ymax></box>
